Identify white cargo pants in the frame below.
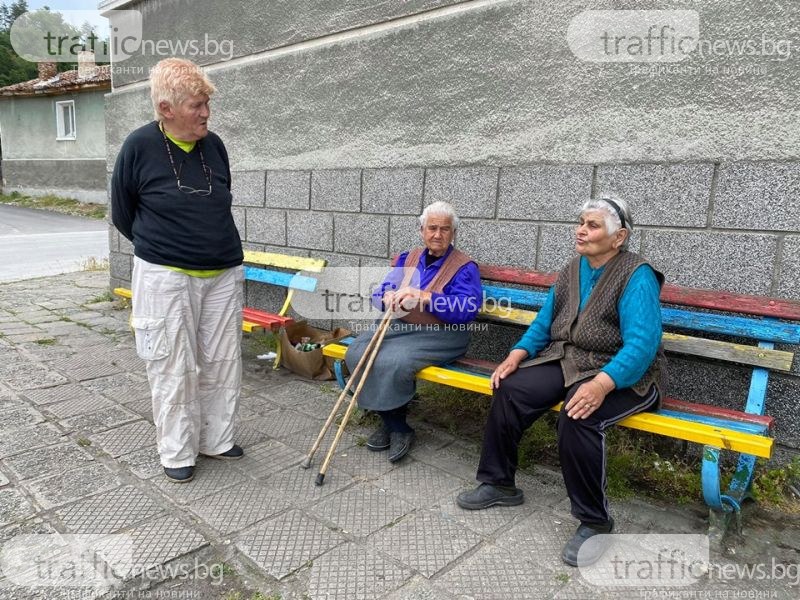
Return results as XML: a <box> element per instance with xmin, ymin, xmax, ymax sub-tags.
<box><xmin>131</xmin><ymin>257</ymin><xmax>244</xmax><ymax>468</ymax></box>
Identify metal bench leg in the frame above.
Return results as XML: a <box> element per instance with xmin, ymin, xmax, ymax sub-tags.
<box><xmin>727</xmin><ymin>453</ymin><xmax>757</xmax><ymax>503</ymax></box>
<box><xmin>333</xmin><ymin>359</ymin><xmax>347</xmax><ymax>389</ymax></box>
<box><xmin>703</xmin><ymin>445</ymin><xmax>745</xmax><ymax>545</ymax></box>
<box><xmin>704</xmin><ymin>341</ymin><xmax>772</xmax><ymax>544</ymax></box>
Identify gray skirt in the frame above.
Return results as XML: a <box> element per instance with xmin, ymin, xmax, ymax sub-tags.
<box><xmin>344</xmin><ymin>320</ymin><xmax>471</xmax><ymax>412</ymax></box>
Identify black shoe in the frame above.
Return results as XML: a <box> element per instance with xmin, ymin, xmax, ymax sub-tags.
<box><xmin>366</xmin><ymin>426</ymin><xmax>390</xmax><ymax>452</ymax></box>
<box><xmin>456</xmin><ymin>483</ymin><xmax>524</xmax><ymax>510</ymax></box>
<box><xmin>388</xmin><ymin>430</ymin><xmax>415</xmax><ymax>463</ymax></box>
<box><xmin>561</xmin><ymin>518</ymin><xmax>614</xmax><ymax>567</ymax></box>
<box><xmin>201</xmin><ymin>444</ymin><xmax>244</xmax><ymax>460</ymax></box>
<box><xmin>163</xmin><ymin>466</ymin><xmax>194</xmax><ymax>483</ymax></box>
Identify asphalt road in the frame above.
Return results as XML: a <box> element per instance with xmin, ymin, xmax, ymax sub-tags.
<box><xmin>0</xmin><ymin>204</ymin><xmax>109</xmax><ymax>283</ymax></box>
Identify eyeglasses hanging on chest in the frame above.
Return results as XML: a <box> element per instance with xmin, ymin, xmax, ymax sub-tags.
<box><xmin>159</xmin><ymin>123</ymin><xmax>213</xmax><ymax>196</ymax></box>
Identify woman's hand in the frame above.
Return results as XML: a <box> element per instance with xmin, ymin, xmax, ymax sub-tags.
<box><xmin>491</xmin><ymin>349</ymin><xmax>528</xmax><ymax>389</ymax></box>
<box><xmin>565</xmin><ymin>373</ymin><xmax>616</xmax><ymax>419</ymax></box>
<box><xmin>384</xmin><ymin>287</ymin><xmax>431</xmax><ymax>312</ymax></box>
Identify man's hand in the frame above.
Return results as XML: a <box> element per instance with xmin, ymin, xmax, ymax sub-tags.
<box><xmin>491</xmin><ymin>349</ymin><xmax>528</xmax><ymax>389</ymax></box>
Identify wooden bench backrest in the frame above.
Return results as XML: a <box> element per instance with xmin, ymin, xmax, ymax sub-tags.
<box><xmin>243</xmin><ymin>250</ymin><xmax>327</xmax><ymax>293</ymax></box>
<box><xmin>478</xmin><ymin>264</ymin><xmax>800</xmax><ymax>320</ymax></box>
<box><xmin>243</xmin><ymin>250</ymin><xmax>326</xmax><ymax>273</ymax></box>
<box><xmin>390</xmin><ymin>255</ymin><xmax>800</xmax><ymax>371</ymax></box>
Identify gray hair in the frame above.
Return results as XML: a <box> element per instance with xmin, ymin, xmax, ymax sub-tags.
<box><xmin>419</xmin><ymin>201</ymin><xmax>459</xmax><ymax>230</ymax></box>
<box><xmin>581</xmin><ymin>196</ymin><xmax>633</xmax><ymax>245</ymax></box>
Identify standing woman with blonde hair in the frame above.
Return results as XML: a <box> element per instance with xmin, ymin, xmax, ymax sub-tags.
<box><xmin>112</xmin><ymin>58</ymin><xmax>244</xmax><ymax>483</ymax></box>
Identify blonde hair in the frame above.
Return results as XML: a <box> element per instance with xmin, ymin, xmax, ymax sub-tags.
<box><xmin>150</xmin><ymin>58</ymin><xmax>216</xmax><ymax>120</ymax></box>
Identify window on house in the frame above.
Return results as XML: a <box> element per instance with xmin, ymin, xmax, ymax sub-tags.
<box><xmin>55</xmin><ymin>100</ymin><xmax>76</xmax><ymax>140</ymax></box>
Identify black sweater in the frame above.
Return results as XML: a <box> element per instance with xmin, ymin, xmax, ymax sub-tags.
<box><xmin>111</xmin><ymin>121</ymin><xmax>243</xmax><ymax>269</ymax></box>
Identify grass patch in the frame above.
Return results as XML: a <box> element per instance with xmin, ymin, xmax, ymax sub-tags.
<box><xmin>223</xmin><ymin>593</ymin><xmax>277</xmax><ymax>600</ymax></box>
<box><xmin>251</xmin><ymin>332</ymin><xmax>278</xmax><ymax>353</ymax></box>
<box><xmin>751</xmin><ymin>457</ymin><xmax>800</xmax><ymax>509</ymax></box>
<box><xmin>342</xmin><ymin>406</ymin><xmax>380</xmax><ymax>430</ymax></box>
<box><xmin>242</xmin><ymin>332</ymin><xmax>278</xmax><ymax>360</ymax></box>
<box><xmin>414</xmin><ymin>383</ymin><xmax>490</xmax><ymax>438</ymax></box>
<box><xmin>413</xmin><ymin>382</ymin><xmax>799</xmax><ymax>510</ymax></box>
<box><xmin>81</xmin><ymin>256</ymin><xmax>109</xmax><ymax>272</ymax></box>
<box><xmin>114</xmin><ymin>296</ymin><xmax>131</xmax><ymax>311</ymax></box>
<box><xmin>319</xmin><ymin>382</ymin><xmax>339</xmax><ymax>395</ymax></box>
<box><xmin>87</xmin><ymin>291</ymin><xmax>115</xmax><ymax>304</ymax></box>
<box><xmin>0</xmin><ymin>191</ymin><xmax>106</xmax><ymax>219</ymax></box>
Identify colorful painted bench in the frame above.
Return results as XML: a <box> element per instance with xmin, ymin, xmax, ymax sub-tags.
<box><xmin>323</xmin><ymin>260</ymin><xmax>800</xmax><ymax>537</ymax></box>
<box><xmin>113</xmin><ymin>250</ymin><xmax>327</xmax><ymax>369</ymax></box>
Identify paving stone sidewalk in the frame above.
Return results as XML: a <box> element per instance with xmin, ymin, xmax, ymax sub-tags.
<box><xmin>0</xmin><ymin>272</ymin><xmax>798</xmax><ymax>600</ymax></box>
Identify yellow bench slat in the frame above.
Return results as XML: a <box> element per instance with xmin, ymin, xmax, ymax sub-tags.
<box><xmin>663</xmin><ymin>333</ymin><xmax>793</xmax><ymax>371</ymax></box>
<box><xmin>323</xmin><ymin>343</ymin><xmax>347</xmax><ymax>360</ymax></box>
<box><xmin>479</xmin><ymin>305</ymin><xmax>793</xmax><ymax>371</ymax></box>
<box><xmin>243</xmin><ymin>250</ymin><xmax>326</xmax><ymax>273</ymax></box>
<box><xmin>242</xmin><ymin>321</ymin><xmax>264</xmax><ymax>333</ymax></box>
<box><xmin>322</xmin><ymin>342</ymin><xmax>773</xmax><ymax>458</ymax></box>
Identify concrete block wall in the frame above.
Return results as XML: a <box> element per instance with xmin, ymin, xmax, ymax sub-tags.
<box><xmin>116</xmin><ymin>162</ymin><xmax>800</xmax><ymax>300</ymax></box>
<box><xmin>103</xmin><ymin>0</ymin><xmax>800</xmax><ymax>452</ymax></box>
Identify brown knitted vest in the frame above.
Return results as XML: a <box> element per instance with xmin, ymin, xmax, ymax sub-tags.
<box><xmin>521</xmin><ymin>251</ymin><xmax>665</xmax><ymax>397</ymax></box>
<box><xmin>397</xmin><ymin>246</ymin><xmax>475</xmax><ymax>324</ymax></box>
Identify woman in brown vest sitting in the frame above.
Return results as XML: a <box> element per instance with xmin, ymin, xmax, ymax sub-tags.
<box><xmin>457</xmin><ymin>197</ymin><xmax>665</xmax><ymax>568</ymax></box>
<box><xmin>345</xmin><ymin>201</ymin><xmax>482</xmax><ymax>463</ymax></box>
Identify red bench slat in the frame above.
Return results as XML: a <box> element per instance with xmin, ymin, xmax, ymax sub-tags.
<box><xmin>660</xmin><ymin>397</ymin><xmax>774</xmax><ymax>429</ymax></box>
<box><xmin>242</xmin><ymin>307</ymin><xmax>293</xmax><ymax>329</ymax></box>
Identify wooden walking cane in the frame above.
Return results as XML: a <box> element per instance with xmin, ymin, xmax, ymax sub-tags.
<box><xmin>313</xmin><ymin>310</ymin><xmax>394</xmax><ymax>486</ymax></box>
<box><xmin>300</xmin><ymin>309</ymin><xmax>393</xmax><ymax>471</ymax></box>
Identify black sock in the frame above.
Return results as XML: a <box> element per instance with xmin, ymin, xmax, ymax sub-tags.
<box><xmin>378</xmin><ymin>405</ymin><xmax>413</xmax><ymax>433</ymax></box>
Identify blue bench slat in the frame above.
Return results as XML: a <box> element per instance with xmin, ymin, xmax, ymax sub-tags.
<box><xmin>744</xmin><ymin>343</ymin><xmax>772</xmax><ymax>416</ymax></box>
<box><xmin>482</xmin><ymin>285</ymin><xmax>549</xmax><ymax>308</ymax></box>
<box><xmin>657</xmin><ymin>410</ymin><xmax>769</xmax><ymax>436</ymax></box>
<box><xmin>481</xmin><ymin>285</ymin><xmax>800</xmax><ymax>343</ymax></box>
<box><xmin>660</xmin><ymin>309</ymin><xmax>800</xmax><ymax>344</ymax></box>
<box><xmin>244</xmin><ymin>266</ymin><xmax>318</xmax><ymax>292</ymax></box>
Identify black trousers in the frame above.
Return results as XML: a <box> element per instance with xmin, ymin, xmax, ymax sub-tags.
<box><xmin>476</xmin><ymin>362</ymin><xmax>659</xmax><ymax>525</ymax></box>
<box><xmin>377</xmin><ymin>403</ymin><xmax>412</xmax><ymax>433</ymax></box>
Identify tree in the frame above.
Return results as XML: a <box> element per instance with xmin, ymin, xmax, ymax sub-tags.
<box><xmin>0</xmin><ymin>3</ymin><xmax>111</xmax><ymax>86</ymax></box>
<box><xmin>5</xmin><ymin>1</ymin><xmax>27</xmax><ymax>31</ymax></box>
<box><xmin>0</xmin><ymin>1</ymin><xmax>35</xmax><ymax>85</ymax></box>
